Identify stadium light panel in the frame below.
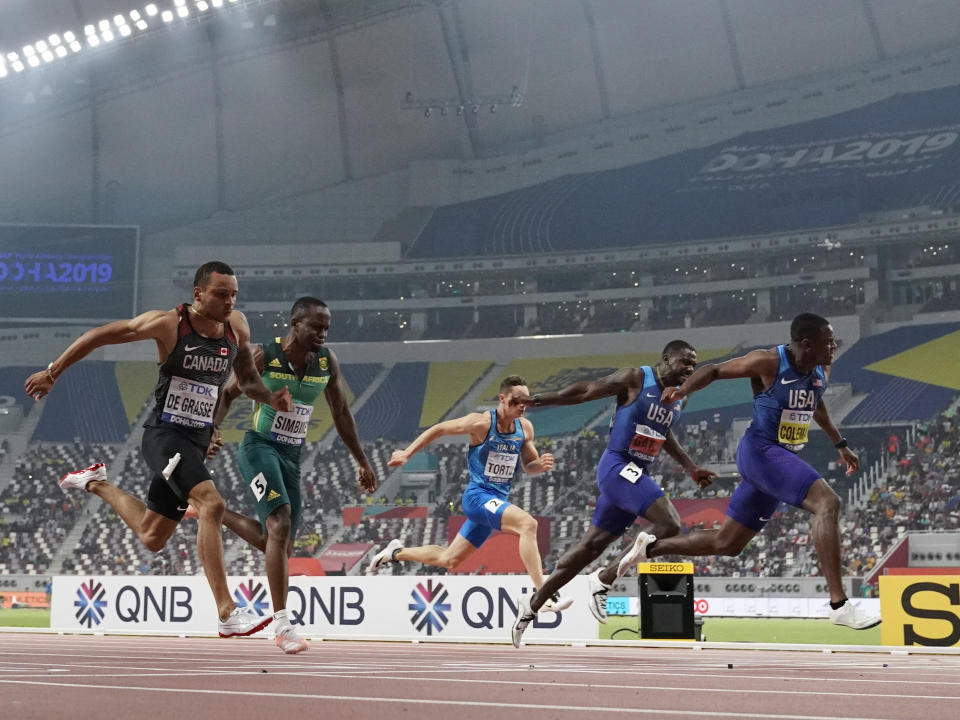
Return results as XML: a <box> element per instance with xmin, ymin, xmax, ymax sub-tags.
<box><xmin>27</xmin><ymin>55</ymin><xmax>40</xmax><ymax>67</ymax></box>
<box><xmin>35</xmin><ymin>40</ymin><xmax>48</xmax><ymax>53</ymax></box>
<box><xmin>22</xmin><ymin>45</ymin><xmax>35</xmax><ymax>56</ymax></box>
<box><xmin>114</xmin><ymin>15</ymin><xmax>127</xmax><ymax>27</ymax></box>
<box><xmin>41</xmin><ymin>50</ymin><xmax>54</xmax><ymax>63</ymax></box>
<box><xmin>12</xmin><ymin>61</ymin><xmax>24</xmax><ymax>72</ymax></box>
<box><xmin>177</xmin><ymin>7</ymin><xmax>189</xmax><ymax>19</ymax></box>
<box><xmin>99</xmin><ymin>20</ymin><xmax>111</xmax><ymax>32</ymax></box>
<box><xmin>161</xmin><ymin>10</ymin><xmax>174</xmax><ymax>22</ymax></box>
<box><xmin>197</xmin><ymin>1</ymin><xmax>210</xmax><ymax>12</ymax></box>
<box><xmin>49</xmin><ymin>34</ymin><xmax>62</xmax><ymax>46</ymax></box>
<box><xmin>145</xmin><ymin>4</ymin><xmax>159</xmax><ymax>17</ymax></box>
<box><xmin>0</xmin><ymin>65</ymin><xmax>6</xmax><ymax>79</ymax></box>
<box><xmin>84</xmin><ymin>25</ymin><xmax>96</xmax><ymax>36</ymax></box>
<box><xmin>119</xmin><ymin>25</ymin><xmax>132</xmax><ymax>37</ymax></box>
<box><xmin>55</xmin><ymin>46</ymin><xmax>68</xmax><ymax>58</ymax></box>
<box><xmin>102</xmin><ymin>29</ymin><xmax>115</xmax><ymax>42</ymax></box>
<box><xmin>135</xmin><ymin>19</ymin><xmax>148</xmax><ymax>31</ymax></box>
<box><xmin>212</xmin><ymin>0</ymin><xmax>223</xmax><ymax>7</ymax></box>
<box><xmin>130</xmin><ymin>10</ymin><xmax>142</xmax><ymax>21</ymax></box>
<box><xmin>87</xmin><ymin>35</ymin><xmax>101</xmax><ymax>47</ymax></box>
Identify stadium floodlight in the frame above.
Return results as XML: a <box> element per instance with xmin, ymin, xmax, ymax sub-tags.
<box><xmin>0</xmin><ymin>65</ymin><xmax>6</xmax><ymax>79</ymax></box>
<box><xmin>129</xmin><ymin>10</ymin><xmax>142</xmax><ymax>21</ymax></box>
<box><xmin>102</xmin><ymin>29</ymin><xmax>115</xmax><ymax>42</ymax></box>
<box><xmin>177</xmin><ymin>7</ymin><xmax>189</xmax><ymax>19</ymax></box>
<box><xmin>27</xmin><ymin>55</ymin><xmax>40</xmax><ymax>67</ymax></box>
<box><xmin>196</xmin><ymin>1</ymin><xmax>210</xmax><ymax>12</ymax></box>
<box><xmin>6</xmin><ymin>52</ymin><xmax>18</xmax><ymax>62</ymax></box>
<box><xmin>84</xmin><ymin>25</ymin><xmax>96</xmax><ymax>36</ymax></box>
<box><xmin>12</xmin><ymin>60</ymin><xmax>24</xmax><ymax>72</ymax></box>
<box><xmin>55</xmin><ymin>46</ymin><xmax>68</xmax><ymax>58</ymax></box>
<box><xmin>41</xmin><ymin>50</ymin><xmax>55</xmax><ymax>63</ymax></box>
<box><xmin>114</xmin><ymin>15</ymin><xmax>127</xmax><ymax>27</ymax></box>
<box><xmin>87</xmin><ymin>35</ymin><xmax>101</xmax><ymax>47</ymax></box>
<box><xmin>145</xmin><ymin>4</ymin><xmax>159</xmax><ymax>17</ymax></box>
<box><xmin>22</xmin><ymin>44</ymin><xmax>35</xmax><ymax>56</ymax></box>
<box><xmin>119</xmin><ymin>25</ymin><xmax>132</xmax><ymax>37</ymax></box>
<box><xmin>212</xmin><ymin>0</ymin><xmax>223</xmax><ymax>7</ymax></box>
<box><xmin>135</xmin><ymin>19</ymin><xmax>148</xmax><ymax>31</ymax></box>
<box><xmin>49</xmin><ymin>34</ymin><xmax>62</xmax><ymax>46</ymax></box>
<box><xmin>99</xmin><ymin>20</ymin><xmax>111</xmax><ymax>32</ymax></box>
<box><xmin>161</xmin><ymin>10</ymin><xmax>174</xmax><ymax>22</ymax></box>
<box><xmin>35</xmin><ymin>40</ymin><xmax>48</xmax><ymax>53</ymax></box>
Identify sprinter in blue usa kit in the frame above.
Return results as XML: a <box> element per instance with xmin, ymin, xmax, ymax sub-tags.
<box><xmin>509</xmin><ymin>340</ymin><xmax>716</xmax><ymax>646</ymax></box>
<box><xmin>647</xmin><ymin>313</ymin><xmax>880</xmax><ymax>631</ymax></box>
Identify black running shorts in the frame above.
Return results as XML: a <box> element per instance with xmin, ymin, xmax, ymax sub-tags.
<box><xmin>142</xmin><ymin>424</ymin><xmax>213</xmax><ymax>521</ymax></box>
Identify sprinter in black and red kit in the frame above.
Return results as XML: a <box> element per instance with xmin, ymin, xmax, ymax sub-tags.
<box><xmin>25</xmin><ymin>261</ymin><xmax>292</xmax><ymax>638</ymax></box>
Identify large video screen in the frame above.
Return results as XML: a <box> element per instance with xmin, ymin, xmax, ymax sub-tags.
<box><xmin>0</xmin><ymin>224</ymin><xmax>139</xmax><ymax>322</ymax></box>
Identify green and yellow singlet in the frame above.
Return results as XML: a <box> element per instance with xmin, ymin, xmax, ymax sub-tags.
<box><xmin>250</xmin><ymin>339</ymin><xmax>331</xmax><ymax>448</ymax></box>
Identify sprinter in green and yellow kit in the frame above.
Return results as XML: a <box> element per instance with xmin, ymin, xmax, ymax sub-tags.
<box><xmin>209</xmin><ymin>296</ymin><xmax>378</xmax><ymax>653</ymax></box>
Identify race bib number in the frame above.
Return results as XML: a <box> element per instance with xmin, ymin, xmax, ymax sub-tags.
<box><xmin>250</xmin><ymin>472</ymin><xmax>267</xmax><ymax>502</ymax></box>
<box><xmin>619</xmin><ymin>462</ymin><xmax>643</xmax><ymax>484</ymax></box>
<box><xmin>484</xmin><ymin>450</ymin><xmax>519</xmax><ymax>480</ymax></box>
<box><xmin>629</xmin><ymin>424</ymin><xmax>666</xmax><ymax>461</ymax></box>
<box><xmin>161</xmin><ymin>375</ymin><xmax>219</xmax><ymax>428</ymax></box>
<box><xmin>269</xmin><ymin>402</ymin><xmax>313</xmax><ymax>445</ymax></box>
<box><xmin>777</xmin><ymin>409</ymin><xmax>813</xmax><ymax>450</ymax></box>
<box><xmin>484</xmin><ymin>498</ymin><xmax>505</xmax><ymax>514</ymax></box>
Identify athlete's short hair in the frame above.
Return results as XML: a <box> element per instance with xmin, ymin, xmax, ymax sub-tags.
<box><xmin>499</xmin><ymin>375</ymin><xmax>527</xmax><ymax>394</ymax></box>
<box><xmin>290</xmin><ymin>296</ymin><xmax>328</xmax><ymax>321</ymax></box>
<box><xmin>193</xmin><ymin>261</ymin><xmax>234</xmax><ymax>288</ymax></box>
<box><xmin>790</xmin><ymin>312</ymin><xmax>830</xmax><ymax>342</ymax></box>
<box><xmin>662</xmin><ymin>339</ymin><xmax>695</xmax><ymax>358</ymax></box>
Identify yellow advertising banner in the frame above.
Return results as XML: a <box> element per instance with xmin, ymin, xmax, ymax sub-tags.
<box><xmin>879</xmin><ymin>575</ymin><xmax>960</xmax><ymax>647</ymax></box>
<box><xmin>637</xmin><ymin>562</ymin><xmax>695</xmax><ymax>575</ymax></box>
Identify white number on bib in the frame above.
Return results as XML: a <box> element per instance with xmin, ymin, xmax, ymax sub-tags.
<box><xmin>269</xmin><ymin>402</ymin><xmax>314</xmax><ymax>445</ymax></box>
<box><xmin>619</xmin><ymin>462</ymin><xmax>643</xmax><ymax>483</ymax></box>
<box><xmin>484</xmin><ymin>450</ymin><xmax>519</xmax><ymax>480</ymax></box>
<box><xmin>161</xmin><ymin>375</ymin><xmax>219</xmax><ymax>429</ymax></box>
<box><xmin>250</xmin><ymin>472</ymin><xmax>267</xmax><ymax>502</ymax></box>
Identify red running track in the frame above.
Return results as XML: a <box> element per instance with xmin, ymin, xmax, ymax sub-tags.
<box><xmin>1</xmin><ymin>634</ymin><xmax>959</xmax><ymax>720</ymax></box>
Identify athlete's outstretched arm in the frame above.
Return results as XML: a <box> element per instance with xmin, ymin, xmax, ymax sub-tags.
<box><xmin>662</xmin><ymin>348</ymin><xmax>779</xmax><ymax>404</ymax></box>
<box><xmin>662</xmin><ymin>430</ymin><xmax>716</xmax><ymax>489</ymax></box>
<box><xmin>324</xmin><ymin>351</ymin><xmax>377</xmax><ymax>492</ymax></box>
<box><xmin>388</xmin><ymin>413</ymin><xmax>484</xmax><ymax>467</ymax></box>
<box><xmin>518</xmin><ymin>417</ymin><xmax>554</xmax><ymax>475</ymax></box>
<box><xmin>813</xmin><ymin>400</ymin><xmax>859</xmax><ymax>475</ymax></box>
<box><xmin>514</xmin><ymin>368</ymin><xmax>637</xmax><ymax>408</ymax></box>
<box><xmin>206</xmin><ymin>345</ymin><xmax>265</xmax><ymax>459</ymax></box>
<box><xmin>25</xmin><ymin>310</ymin><xmax>176</xmax><ymax>400</ymax></box>
<box><xmin>229</xmin><ymin>311</ymin><xmax>291</xmax><ymax>412</ymax></box>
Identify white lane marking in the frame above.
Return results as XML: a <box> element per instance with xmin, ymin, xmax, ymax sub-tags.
<box><xmin>0</xmin><ymin>680</ymin><xmax>908</xmax><ymax>719</ymax></box>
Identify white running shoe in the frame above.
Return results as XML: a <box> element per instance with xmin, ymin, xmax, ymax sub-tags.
<box><xmin>218</xmin><ymin>607</ymin><xmax>271</xmax><ymax>638</ymax></box>
<box><xmin>586</xmin><ymin>569</ymin><xmax>611</xmax><ymax>624</ymax></box>
<box><xmin>511</xmin><ymin>594</ymin><xmax>535</xmax><ymax>649</ymax></box>
<box><xmin>59</xmin><ymin>462</ymin><xmax>106</xmax><ymax>491</ymax></box>
<box><xmin>275</xmin><ymin>625</ymin><xmax>309</xmax><ymax>654</ymax></box>
<box><xmin>829</xmin><ymin>601</ymin><xmax>882</xmax><ymax>630</ymax></box>
<box><xmin>539</xmin><ymin>592</ymin><xmax>573</xmax><ymax>614</ymax></box>
<box><xmin>365</xmin><ymin>538</ymin><xmax>404</xmax><ymax>575</ymax></box>
<box><xmin>617</xmin><ymin>531</ymin><xmax>657</xmax><ymax>578</ymax></box>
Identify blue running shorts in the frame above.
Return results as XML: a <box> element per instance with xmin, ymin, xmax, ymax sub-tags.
<box><xmin>727</xmin><ymin>433</ymin><xmax>821</xmax><ymax>531</ymax></box>
<box><xmin>458</xmin><ymin>483</ymin><xmax>512</xmax><ymax>548</ymax></box>
<box><xmin>591</xmin><ymin>450</ymin><xmax>665</xmax><ymax>537</ymax></box>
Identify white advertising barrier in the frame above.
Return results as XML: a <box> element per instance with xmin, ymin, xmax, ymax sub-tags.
<box><xmin>52</xmin><ymin>574</ymin><xmax>597</xmax><ymax>641</ymax></box>
<box><xmin>689</xmin><ymin>596</ymin><xmax>881</xmax><ymax>618</ymax></box>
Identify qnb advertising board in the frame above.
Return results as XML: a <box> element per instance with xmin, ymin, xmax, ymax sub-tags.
<box><xmin>52</xmin><ymin>575</ymin><xmax>596</xmax><ymax>641</ymax></box>
<box><xmin>0</xmin><ymin>224</ymin><xmax>139</xmax><ymax>322</ymax></box>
